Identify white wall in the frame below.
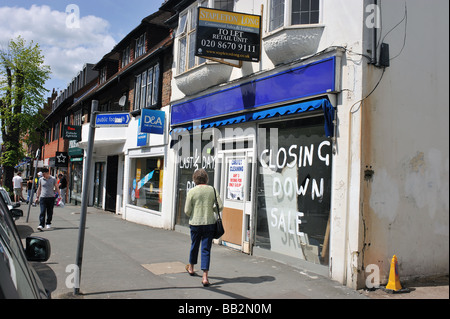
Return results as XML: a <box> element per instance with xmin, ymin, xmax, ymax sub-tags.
<box><xmin>319</xmin><ymin>0</ymin><xmax>368</xmax><ymax>288</ymax></box>
<box><xmin>122</xmin><ymin>107</ymin><xmax>174</xmax><ymax>230</ymax></box>
<box><xmin>167</xmin><ymin>0</ymin><xmax>450</xmax><ymax>289</ymax></box>
<box><xmin>362</xmin><ymin>0</ymin><xmax>449</xmax><ymax>284</ymax></box>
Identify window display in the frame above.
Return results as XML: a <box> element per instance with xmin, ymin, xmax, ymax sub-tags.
<box><xmin>128</xmin><ymin>157</ymin><xmax>164</xmax><ymax>212</ymax></box>
<box><xmin>175</xmin><ymin>131</ymin><xmax>215</xmax><ymax>227</ymax></box>
<box><xmin>256</xmin><ymin>116</ymin><xmax>332</xmax><ymax>265</ymax></box>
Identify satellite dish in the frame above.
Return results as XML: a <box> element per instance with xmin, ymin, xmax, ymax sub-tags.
<box><xmin>118</xmin><ymin>95</ymin><xmax>127</xmax><ymax>107</ymax></box>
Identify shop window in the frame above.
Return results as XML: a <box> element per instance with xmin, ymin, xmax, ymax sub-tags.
<box><xmin>256</xmin><ymin>116</ymin><xmax>332</xmax><ymax>265</ymax></box>
<box><xmin>269</xmin><ymin>0</ymin><xmax>320</xmax><ymax>32</ymax></box>
<box><xmin>70</xmin><ymin>162</ymin><xmax>83</xmax><ymax>205</ymax></box>
<box><xmin>174</xmin><ymin>130</ymin><xmax>216</xmax><ymax>227</ymax></box>
<box><xmin>128</xmin><ymin>157</ymin><xmax>164</xmax><ymax>212</ymax></box>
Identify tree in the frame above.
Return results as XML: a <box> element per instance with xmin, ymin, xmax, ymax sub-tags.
<box><xmin>0</xmin><ymin>36</ymin><xmax>51</xmax><ymax>192</ymax></box>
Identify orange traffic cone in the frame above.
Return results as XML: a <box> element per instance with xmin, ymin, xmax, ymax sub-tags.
<box><xmin>385</xmin><ymin>255</ymin><xmax>402</xmax><ymax>291</ymax></box>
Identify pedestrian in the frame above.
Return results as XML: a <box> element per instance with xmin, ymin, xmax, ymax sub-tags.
<box><xmin>35</xmin><ymin>168</ymin><xmax>60</xmax><ymax>231</ymax></box>
<box><xmin>33</xmin><ymin>172</ymin><xmax>43</xmax><ymax>207</ymax></box>
<box><xmin>57</xmin><ymin>172</ymin><xmax>67</xmax><ymax>204</ymax></box>
<box><xmin>12</xmin><ymin>171</ymin><xmax>23</xmax><ymax>202</ymax></box>
<box><xmin>184</xmin><ymin>169</ymin><xmax>223</xmax><ymax>287</ymax></box>
<box><xmin>27</xmin><ymin>176</ymin><xmax>34</xmax><ymax>204</ymax></box>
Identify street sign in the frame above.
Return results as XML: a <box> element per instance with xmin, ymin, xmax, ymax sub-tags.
<box><xmin>95</xmin><ymin>112</ymin><xmax>131</xmax><ymax>127</ymax></box>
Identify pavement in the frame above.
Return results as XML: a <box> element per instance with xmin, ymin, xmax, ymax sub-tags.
<box><xmin>15</xmin><ymin>203</ymin><xmax>448</xmax><ymax>302</ymax></box>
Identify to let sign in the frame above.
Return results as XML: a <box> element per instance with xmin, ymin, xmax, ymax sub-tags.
<box><xmin>196</xmin><ymin>7</ymin><xmax>261</xmax><ymax>62</ymax></box>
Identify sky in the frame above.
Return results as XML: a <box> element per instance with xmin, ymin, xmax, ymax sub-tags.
<box><xmin>0</xmin><ymin>0</ymin><xmax>164</xmax><ymax>97</ymax></box>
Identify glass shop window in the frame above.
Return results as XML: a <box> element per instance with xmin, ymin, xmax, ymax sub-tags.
<box><xmin>256</xmin><ymin>116</ymin><xmax>332</xmax><ymax>265</ymax></box>
<box><xmin>129</xmin><ymin>157</ymin><xmax>164</xmax><ymax>212</ymax></box>
<box><xmin>174</xmin><ymin>130</ymin><xmax>216</xmax><ymax>227</ymax></box>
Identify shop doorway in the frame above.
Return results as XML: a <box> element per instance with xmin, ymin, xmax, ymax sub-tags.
<box><xmin>216</xmin><ymin>135</ymin><xmax>256</xmax><ymax>254</ymax></box>
<box><xmin>93</xmin><ymin>162</ymin><xmax>104</xmax><ymax>208</ymax></box>
<box><xmin>70</xmin><ymin>161</ymin><xmax>83</xmax><ymax>205</ymax></box>
<box><xmin>105</xmin><ymin>155</ymin><xmax>118</xmax><ymax>212</ymax></box>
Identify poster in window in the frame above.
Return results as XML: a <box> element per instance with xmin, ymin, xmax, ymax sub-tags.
<box><xmin>227</xmin><ymin>159</ymin><xmax>245</xmax><ymax>200</ymax></box>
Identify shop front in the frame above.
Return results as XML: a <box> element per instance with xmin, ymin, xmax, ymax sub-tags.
<box><xmin>122</xmin><ymin>113</ymin><xmax>172</xmax><ymax>229</ymax></box>
<box><xmin>69</xmin><ymin>158</ymin><xmax>83</xmax><ymax>205</ymax></box>
<box><xmin>69</xmin><ymin>140</ymin><xmax>84</xmax><ymax>205</ymax></box>
<box><xmin>171</xmin><ymin>54</ymin><xmax>339</xmax><ymax>267</ymax></box>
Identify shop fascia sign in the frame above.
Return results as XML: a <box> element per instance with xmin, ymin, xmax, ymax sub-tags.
<box><xmin>50</xmin><ymin>152</ymin><xmax>68</xmax><ymax>167</ymax></box>
<box><xmin>196</xmin><ymin>7</ymin><xmax>261</xmax><ymax>62</ymax></box>
<box><xmin>140</xmin><ymin>109</ymin><xmax>165</xmax><ymax>135</ymax></box>
<box><xmin>63</xmin><ymin>125</ymin><xmax>82</xmax><ymax>141</ymax></box>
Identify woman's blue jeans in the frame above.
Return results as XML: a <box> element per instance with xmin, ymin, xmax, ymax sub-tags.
<box><xmin>189</xmin><ymin>224</ymin><xmax>215</xmax><ymax>271</ymax></box>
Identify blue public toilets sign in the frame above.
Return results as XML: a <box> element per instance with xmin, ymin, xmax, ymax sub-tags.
<box><xmin>141</xmin><ymin>109</ymin><xmax>165</xmax><ymax>135</ymax></box>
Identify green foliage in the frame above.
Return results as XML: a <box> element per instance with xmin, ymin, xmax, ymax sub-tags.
<box><xmin>1</xmin><ymin>141</ymin><xmax>25</xmax><ymax>167</ymax></box>
<box><xmin>0</xmin><ymin>36</ymin><xmax>51</xmax><ymax>166</ymax></box>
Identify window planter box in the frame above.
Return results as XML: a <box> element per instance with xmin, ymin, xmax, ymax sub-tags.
<box><xmin>263</xmin><ymin>25</ymin><xmax>325</xmax><ymax>66</ymax></box>
<box><xmin>175</xmin><ymin>62</ymin><xmax>233</xmax><ymax>96</ymax></box>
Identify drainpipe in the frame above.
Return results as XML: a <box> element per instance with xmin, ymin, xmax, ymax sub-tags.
<box><xmin>371</xmin><ymin>0</ymin><xmax>378</xmax><ymax>65</ymax></box>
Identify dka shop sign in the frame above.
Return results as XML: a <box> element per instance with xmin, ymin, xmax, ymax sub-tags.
<box><xmin>140</xmin><ymin>109</ymin><xmax>165</xmax><ymax>135</ymax></box>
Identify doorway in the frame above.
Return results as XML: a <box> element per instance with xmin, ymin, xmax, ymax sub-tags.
<box><xmin>105</xmin><ymin>155</ymin><xmax>118</xmax><ymax>212</ymax></box>
<box><xmin>93</xmin><ymin>162</ymin><xmax>104</xmax><ymax>208</ymax></box>
<box><xmin>216</xmin><ymin>135</ymin><xmax>256</xmax><ymax>254</ymax></box>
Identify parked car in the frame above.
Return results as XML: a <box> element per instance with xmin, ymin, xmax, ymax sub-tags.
<box><xmin>0</xmin><ymin>193</ymin><xmax>51</xmax><ymax>299</ymax></box>
<box><xmin>0</xmin><ymin>187</ymin><xmax>23</xmax><ymax>221</ymax></box>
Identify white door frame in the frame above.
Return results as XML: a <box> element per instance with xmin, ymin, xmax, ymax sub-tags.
<box><xmin>216</xmin><ymin>134</ymin><xmax>256</xmax><ymax>253</ymax></box>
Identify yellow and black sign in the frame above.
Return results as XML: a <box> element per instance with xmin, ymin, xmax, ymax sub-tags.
<box><xmin>196</xmin><ymin>7</ymin><xmax>261</xmax><ymax>62</ymax></box>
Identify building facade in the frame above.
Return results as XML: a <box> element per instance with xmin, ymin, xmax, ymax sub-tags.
<box><xmin>39</xmin><ymin>63</ymin><xmax>98</xmax><ymax>205</ymax></box>
<box><xmin>38</xmin><ymin>0</ymin><xmax>448</xmax><ymax>290</ymax></box>
<box><xmin>164</xmin><ymin>0</ymin><xmax>449</xmax><ymax>289</ymax></box>
<box><xmin>75</xmin><ymin>8</ymin><xmax>175</xmax><ymax>228</ymax></box>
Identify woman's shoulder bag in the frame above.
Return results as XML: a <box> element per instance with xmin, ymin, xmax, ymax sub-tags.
<box><xmin>212</xmin><ymin>187</ymin><xmax>225</xmax><ymax>239</ymax></box>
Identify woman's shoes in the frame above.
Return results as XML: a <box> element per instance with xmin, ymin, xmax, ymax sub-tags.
<box><xmin>185</xmin><ymin>264</ymin><xmax>195</xmax><ymax>276</ymax></box>
<box><xmin>186</xmin><ymin>264</ymin><xmax>210</xmax><ymax>286</ymax></box>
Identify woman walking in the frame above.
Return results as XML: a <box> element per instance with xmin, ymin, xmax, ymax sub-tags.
<box><xmin>185</xmin><ymin>169</ymin><xmax>223</xmax><ymax>287</ymax></box>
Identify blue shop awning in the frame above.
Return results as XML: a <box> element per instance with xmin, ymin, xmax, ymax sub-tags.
<box><xmin>172</xmin><ymin>98</ymin><xmax>335</xmax><ymax>137</ymax></box>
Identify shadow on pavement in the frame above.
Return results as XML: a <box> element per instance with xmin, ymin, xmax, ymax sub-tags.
<box><xmin>31</xmin><ymin>262</ymin><xmax>58</xmax><ymax>296</ymax></box>
<box><xmin>69</xmin><ymin>275</ymin><xmax>276</xmax><ymax>299</ymax></box>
